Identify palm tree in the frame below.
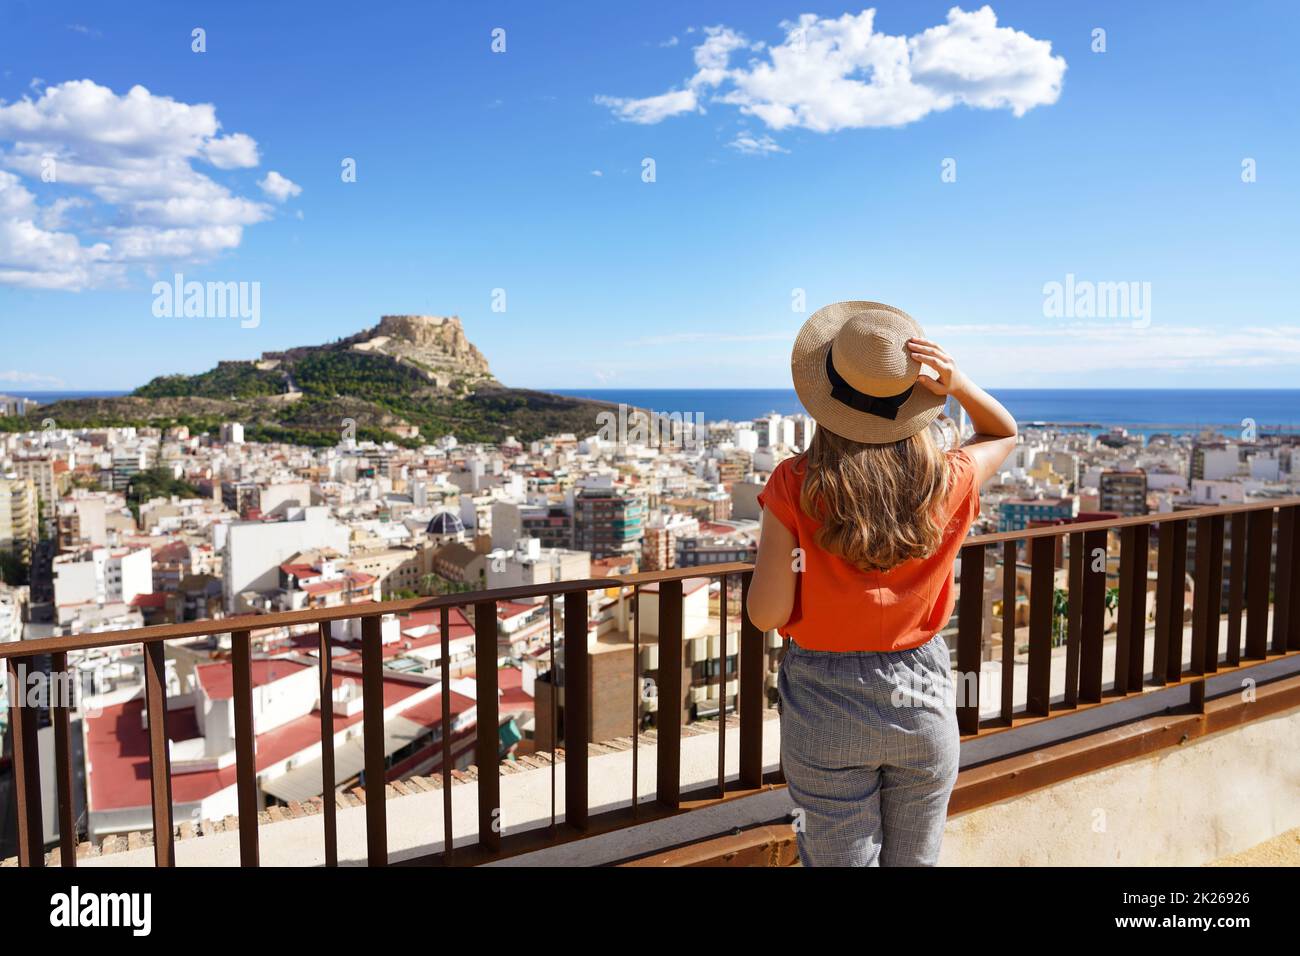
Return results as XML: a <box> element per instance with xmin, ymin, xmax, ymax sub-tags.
<box><xmin>1052</xmin><ymin>588</ymin><xmax>1070</xmax><ymax>647</ymax></box>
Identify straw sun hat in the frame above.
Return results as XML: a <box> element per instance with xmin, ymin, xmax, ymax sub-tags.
<box><xmin>791</xmin><ymin>300</ymin><xmax>947</xmax><ymax>444</ymax></box>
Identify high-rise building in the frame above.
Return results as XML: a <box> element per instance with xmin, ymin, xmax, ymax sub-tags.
<box><xmin>573</xmin><ymin>479</ymin><xmax>645</xmax><ymax>560</ymax></box>
<box><xmin>641</xmin><ymin>512</ymin><xmax>700</xmax><ymax>571</ymax></box>
<box><xmin>0</xmin><ymin>477</ymin><xmax>39</xmax><ymax>566</ymax></box>
<box><xmin>111</xmin><ymin>448</ymin><xmax>146</xmax><ymax>491</ymax></box>
<box><xmin>13</xmin><ymin>456</ymin><xmax>64</xmax><ymax>518</ymax></box>
<box><xmin>1099</xmin><ymin>470</ymin><xmax>1148</xmax><ymax>516</ymax></box>
<box><xmin>1189</xmin><ymin>443</ymin><xmax>1241</xmax><ymax>482</ymax></box>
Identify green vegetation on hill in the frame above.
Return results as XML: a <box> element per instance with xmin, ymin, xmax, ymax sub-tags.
<box><xmin>135</xmin><ymin>362</ymin><xmax>285</xmax><ymax>399</ymax></box>
<box><xmin>293</xmin><ymin>350</ymin><xmax>431</xmax><ymax>397</ymax></box>
<box><xmin>10</xmin><ymin>324</ymin><xmax>619</xmax><ymax>445</ymax></box>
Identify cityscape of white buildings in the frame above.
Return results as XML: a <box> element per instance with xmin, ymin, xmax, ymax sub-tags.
<box><xmin>1</xmin><ymin>404</ymin><xmax>1298</xmax><ymax>849</ymax></box>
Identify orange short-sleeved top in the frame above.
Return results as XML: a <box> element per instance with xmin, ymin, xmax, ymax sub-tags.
<box><xmin>756</xmin><ymin>448</ymin><xmax>981</xmax><ymax>652</ymax></box>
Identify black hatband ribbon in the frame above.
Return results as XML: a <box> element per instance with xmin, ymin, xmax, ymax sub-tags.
<box><xmin>825</xmin><ymin>346</ymin><xmax>914</xmax><ymax>420</ymax></box>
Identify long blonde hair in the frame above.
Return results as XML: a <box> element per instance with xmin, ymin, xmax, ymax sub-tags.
<box><xmin>797</xmin><ymin>424</ymin><xmax>952</xmax><ymax>573</ymax></box>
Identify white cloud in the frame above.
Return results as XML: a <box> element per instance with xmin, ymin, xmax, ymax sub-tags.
<box><xmin>0</xmin><ymin>369</ymin><xmax>64</xmax><ymax>385</ymax></box>
<box><xmin>0</xmin><ymin>170</ymin><xmax>119</xmax><ymax>289</ymax></box>
<box><xmin>595</xmin><ymin>88</ymin><xmax>699</xmax><ymax>125</ymax></box>
<box><xmin>204</xmin><ymin>132</ymin><xmax>260</xmax><ymax>169</ymax></box>
<box><xmin>590</xmin><ymin>169</ymin><xmax>603</xmax><ymax>177</ymax></box>
<box><xmin>729</xmin><ymin>131</ymin><xmax>788</xmax><ymax>155</ymax></box>
<box><xmin>599</xmin><ymin>6</ymin><xmax>1065</xmax><ymax>134</ymax></box>
<box><xmin>0</xmin><ymin>79</ymin><xmax>283</xmax><ymax>290</ymax></box>
<box><xmin>919</xmin><ymin>322</ymin><xmax>1300</xmax><ymax>377</ymax></box>
<box><xmin>258</xmin><ymin>170</ymin><xmax>302</xmax><ymax>202</ymax></box>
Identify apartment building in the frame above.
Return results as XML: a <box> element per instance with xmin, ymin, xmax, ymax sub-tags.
<box><xmin>346</xmin><ymin>546</ymin><xmax>425</xmax><ymax>597</ymax></box>
<box><xmin>1099</xmin><ymin>469</ymin><xmax>1149</xmax><ymax>516</ymax></box>
<box><xmin>484</xmin><ymin>538</ymin><xmax>591</xmax><ymax>589</ymax></box>
<box><xmin>573</xmin><ymin>478</ymin><xmax>645</xmax><ymax>560</ymax></box>
<box><xmin>997</xmin><ymin>496</ymin><xmax>1079</xmax><ymax>532</ymax></box>
<box><xmin>641</xmin><ymin>511</ymin><xmax>700</xmax><ymax>571</ymax></box>
<box><xmin>12</xmin><ymin>455</ymin><xmax>64</xmax><ymax>519</ymax></box>
<box><xmin>53</xmin><ymin>545</ymin><xmax>152</xmax><ymax>604</ymax></box>
<box><xmin>1189</xmin><ymin>443</ymin><xmax>1242</xmax><ymax>481</ymax></box>
<box><xmin>55</xmin><ymin>493</ymin><xmax>109</xmax><ymax>553</ymax></box>
<box><xmin>0</xmin><ymin>476</ymin><xmax>38</xmax><ymax>565</ymax></box>
<box><xmin>222</xmin><ymin>506</ymin><xmax>351</xmax><ymax>612</ymax></box>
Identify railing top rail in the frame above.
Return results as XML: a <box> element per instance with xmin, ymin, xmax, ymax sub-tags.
<box><xmin>965</xmin><ymin>495</ymin><xmax>1300</xmax><ymax>547</ymax></box>
<box><xmin>0</xmin><ymin>562</ymin><xmax>755</xmax><ymax>660</ymax></box>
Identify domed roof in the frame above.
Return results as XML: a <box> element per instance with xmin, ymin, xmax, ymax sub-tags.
<box><xmin>426</xmin><ymin>510</ymin><xmax>465</xmax><ymax>535</ymax></box>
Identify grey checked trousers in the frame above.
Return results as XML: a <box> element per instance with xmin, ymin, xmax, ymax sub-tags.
<box><xmin>777</xmin><ymin>634</ymin><xmax>960</xmax><ymax>867</ymax></box>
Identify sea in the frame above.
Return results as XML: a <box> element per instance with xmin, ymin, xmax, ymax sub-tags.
<box><xmin>547</xmin><ymin>388</ymin><xmax>1300</xmax><ymax>437</ymax></box>
<box><xmin>10</xmin><ymin>388</ymin><xmax>1300</xmax><ymax>438</ymax></box>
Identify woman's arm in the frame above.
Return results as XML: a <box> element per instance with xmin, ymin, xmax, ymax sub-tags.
<box><xmin>907</xmin><ymin>337</ymin><xmax>1018</xmax><ymax>487</ymax></box>
<box><xmin>746</xmin><ymin>507</ymin><xmax>798</xmax><ymax>632</ymax></box>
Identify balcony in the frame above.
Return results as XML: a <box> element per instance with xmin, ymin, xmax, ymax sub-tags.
<box><xmin>3</xmin><ymin>497</ymin><xmax>1299</xmax><ymax>867</ymax></box>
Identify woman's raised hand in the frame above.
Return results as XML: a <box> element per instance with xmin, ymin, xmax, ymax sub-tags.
<box><xmin>907</xmin><ymin>338</ymin><xmax>966</xmax><ymax>397</ymax></box>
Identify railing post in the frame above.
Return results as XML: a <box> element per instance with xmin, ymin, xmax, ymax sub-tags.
<box><xmin>1226</xmin><ymin>513</ymin><xmax>1246</xmax><ymax>666</ymax></box>
<box><xmin>716</xmin><ymin>574</ymin><xmax>728</xmax><ymax>796</ymax></box>
<box><xmin>738</xmin><ymin>571</ymin><xmax>763</xmax><ymax>789</ymax></box>
<box><xmin>1245</xmin><ymin>508</ymin><xmax>1272</xmax><ymax>660</ymax></box>
<box><xmin>1153</xmin><ymin>520</ymin><xmax>1187</xmax><ymax>684</ymax></box>
<box><xmin>1204</xmin><ymin>515</ymin><xmax>1225</xmax><ymax>673</ymax></box>
<box><xmin>1064</xmin><ymin>531</ymin><xmax>1084</xmax><ymax>708</ymax></box>
<box><xmin>1000</xmin><ymin>540</ymin><xmax>1017</xmax><ymax>722</ymax></box>
<box><xmin>317</xmin><ymin>621</ymin><xmax>338</xmax><ymax>867</ymax></box>
<box><xmin>51</xmin><ymin>651</ymin><xmax>76</xmax><ymax>867</ymax></box>
<box><xmin>361</xmin><ymin>615</ymin><xmax>387</xmax><ymax>865</ymax></box>
<box><xmin>1191</xmin><ymin>515</ymin><xmax>1225</xmax><ymax>676</ymax></box>
<box><xmin>1027</xmin><ymin>537</ymin><xmax>1054</xmax><ymax>716</ymax></box>
<box><xmin>1112</xmin><ymin>522</ymin><xmax>1144</xmax><ymax>697</ymax></box>
<box><xmin>474</xmin><ymin>599</ymin><xmax>502</xmax><ymax>849</ymax></box>
<box><xmin>231</xmin><ymin>629</ymin><xmax>259</xmax><ymax>866</ymax></box>
<box><xmin>956</xmin><ymin>543</ymin><xmax>984</xmax><ymax>734</ymax></box>
<box><xmin>563</xmin><ymin>590</ymin><xmax>589</xmax><ymax>830</ymax></box>
<box><xmin>439</xmin><ymin>605</ymin><xmax>454</xmax><ymax>860</ymax></box>
<box><xmin>1286</xmin><ymin>506</ymin><xmax>1300</xmax><ymax>653</ymax></box>
<box><xmin>1273</xmin><ymin>505</ymin><xmax>1296</xmax><ymax>654</ymax></box>
<box><xmin>656</xmin><ymin>579</ymin><xmax>684</xmax><ymax>808</ymax></box>
<box><xmin>6</xmin><ymin>655</ymin><xmax>44</xmax><ymax>867</ymax></box>
<box><xmin>143</xmin><ymin>641</ymin><xmax>175</xmax><ymax>866</ymax></box>
<box><xmin>1078</xmin><ymin>528</ymin><xmax>1108</xmax><ymax>703</ymax></box>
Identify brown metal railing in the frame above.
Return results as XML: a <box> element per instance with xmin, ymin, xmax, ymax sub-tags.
<box><xmin>4</xmin><ymin>497</ymin><xmax>1299</xmax><ymax>867</ymax></box>
<box><xmin>952</xmin><ymin>497</ymin><xmax>1300</xmax><ymax>735</ymax></box>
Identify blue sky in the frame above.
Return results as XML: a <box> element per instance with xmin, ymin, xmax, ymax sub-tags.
<box><xmin>0</xmin><ymin>0</ymin><xmax>1297</xmax><ymax>392</ymax></box>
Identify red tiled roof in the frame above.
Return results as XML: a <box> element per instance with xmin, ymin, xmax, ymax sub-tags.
<box><xmin>497</xmin><ymin>601</ymin><xmax>537</xmax><ymax>621</ymax></box>
<box><xmin>194</xmin><ymin>658</ymin><xmax>311</xmax><ymax>701</ymax></box>
<box><xmin>84</xmin><ymin>671</ymin><xmax>444</xmax><ymax>812</ymax></box>
<box><xmin>496</xmin><ymin>666</ymin><xmax>533</xmax><ymax>713</ymax></box>
<box><xmin>152</xmin><ymin>541</ymin><xmax>190</xmax><ymax>561</ymax></box>
<box><xmin>300</xmin><ymin>573</ymin><xmax>376</xmax><ymax>596</ymax></box>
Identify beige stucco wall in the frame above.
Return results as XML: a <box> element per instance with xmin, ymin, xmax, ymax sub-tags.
<box><xmin>940</xmin><ymin>706</ymin><xmax>1300</xmax><ymax>866</ymax></box>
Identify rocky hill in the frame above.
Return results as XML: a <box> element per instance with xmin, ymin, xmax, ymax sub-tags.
<box><xmin>24</xmin><ymin>315</ymin><xmax>617</xmax><ymax>446</ymax></box>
